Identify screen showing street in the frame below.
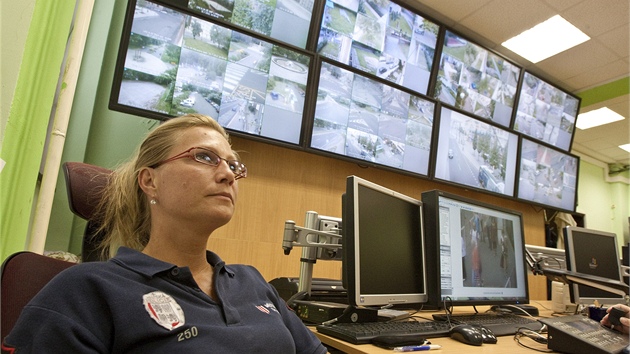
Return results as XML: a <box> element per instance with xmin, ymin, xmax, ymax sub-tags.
<box><xmin>115</xmin><ymin>0</ymin><xmax>311</xmax><ymax>144</ymax></box>
<box><xmin>311</xmin><ymin>61</ymin><xmax>436</xmax><ymax>175</ymax></box>
<box><xmin>513</xmin><ymin>72</ymin><xmax>580</xmax><ymax>152</ymax></box>
<box><xmin>517</xmin><ymin>137</ymin><xmax>578</xmax><ymax>211</ymax></box>
<box><xmin>316</xmin><ymin>0</ymin><xmax>439</xmax><ymax>95</ymax></box>
<box><xmin>434</xmin><ymin>30</ymin><xmax>521</xmax><ymax>127</ymax></box>
<box><xmin>434</xmin><ymin>107</ymin><xmax>518</xmax><ymax>196</ymax></box>
<box><xmin>187</xmin><ymin>0</ymin><xmax>314</xmax><ymax>48</ymax></box>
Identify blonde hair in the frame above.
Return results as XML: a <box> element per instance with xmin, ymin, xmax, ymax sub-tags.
<box><xmin>95</xmin><ymin>114</ymin><xmax>229</xmax><ymax>259</ymax></box>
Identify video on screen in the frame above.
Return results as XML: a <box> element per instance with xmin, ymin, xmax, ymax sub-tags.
<box><xmin>310</xmin><ymin>61</ymin><xmax>436</xmax><ymax>175</ymax></box>
<box><xmin>513</xmin><ymin>72</ymin><xmax>579</xmax><ymax>152</ymax></box>
<box><xmin>116</xmin><ymin>0</ymin><xmax>310</xmax><ymax>145</ymax></box>
<box><xmin>517</xmin><ymin>137</ymin><xmax>578</xmax><ymax>212</ymax></box>
<box><xmin>434</xmin><ymin>30</ymin><xmax>520</xmax><ymax>127</ymax></box>
<box><xmin>434</xmin><ymin>107</ymin><xmax>518</xmax><ymax>196</ymax></box>
<box><xmin>316</xmin><ymin>0</ymin><xmax>439</xmax><ymax>95</ymax></box>
<box><xmin>187</xmin><ymin>0</ymin><xmax>314</xmax><ymax>48</ymax></box>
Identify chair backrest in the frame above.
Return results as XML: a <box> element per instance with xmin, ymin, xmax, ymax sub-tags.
<box><xmin>62</xmin><ymin>162</ymin><xmax>113</xmax><ymax>262</ymax></box>
<box><xmin>1</xmin><ymin>252</ymin><xmax>76</xmax><ymax>341</ymax></box>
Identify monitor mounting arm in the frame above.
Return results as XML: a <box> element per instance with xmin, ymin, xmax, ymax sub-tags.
<box><xmin>525</xmin><ymin>248</ymin><xmax>629</xmax><ymax>301</ymax></box>
<box><xmin>282</xmin><ymin>211</ymin><xmax>342</xmax><ymax>296</ymax></box>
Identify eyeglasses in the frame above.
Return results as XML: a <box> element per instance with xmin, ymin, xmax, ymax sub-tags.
<box><xmin>152</xmin><ymin>147</ymin><xmax>247</xmax><ymax>180</ymax></box>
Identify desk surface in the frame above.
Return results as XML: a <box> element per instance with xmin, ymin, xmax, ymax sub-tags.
<box><xmin>311</xmin><ymin>301</ymin><xmax>560</xmax><ymax>354</ymax></box>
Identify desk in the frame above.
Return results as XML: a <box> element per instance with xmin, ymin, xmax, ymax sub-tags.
<box><xmin>312</xmin><ymin>301</ymin><xmax>559</xmax><ymax>354</ymax></box>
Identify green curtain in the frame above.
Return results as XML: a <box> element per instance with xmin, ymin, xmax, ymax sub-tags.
<box><xmin>0</xmin><ymin>0</ymin><xmax>76</xmax><ymax>261</ymax></box>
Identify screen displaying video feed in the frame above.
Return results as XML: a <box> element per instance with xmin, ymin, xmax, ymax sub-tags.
<box><xmin>513</xmin><ymin>72</ymin><xmax>580</xmax><ymax>152</ymax></box>
<box><xmin>316</xmin><ymin>0</ymin><xmax>440</xmax><ymax>95</ymax></box>
<box><xmin>517</xmin><ymin>137</ymin><xmax>579</xmax><ymax>212</ymax></box>
<box><xmin>434</xmin><ymin>30</ymin><xmax>521</xmax><ymax>127</ymax></box>
<box><xmin>111</xmin><ymin>0</ymin><xmax>311</xmax><ymax>145</ymax></box>
<box><xmin>187</xmin><ymin>0</ymin><xmax>315</xmax><ymax>48</ymax></box>
<box><xmin>310</xmin><ymin>61</ymin><xmax>436</xmax><ymax>176</ymax></box>
<box><xmin>434</xmin><ymin>107</ymin><xmax>518</xmax><ymax>196</ymax></box>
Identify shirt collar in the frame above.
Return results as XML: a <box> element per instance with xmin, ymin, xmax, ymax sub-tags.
<box><xmin>112</xmin><ymin>247</ymin><xmax>235</xmax><ymax>278</ymax></box>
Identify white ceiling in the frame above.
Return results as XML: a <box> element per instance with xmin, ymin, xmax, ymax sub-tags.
<box><xmin>400</xmin><ymin>0</ymin><xmax>630</xmax><ymax>165</ymax></box>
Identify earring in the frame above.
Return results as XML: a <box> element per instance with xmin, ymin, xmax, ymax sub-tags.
<box><xmin>150</xmin><ymin>199</ymin><xmax>157</xmax><ymax>205</ymax></box>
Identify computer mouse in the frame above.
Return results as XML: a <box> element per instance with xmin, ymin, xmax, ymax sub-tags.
<box><xmin>472</xmin><ymin>325</ymin><xmax>497</xmax><ymax>344</ymax></box>
<box><xmin>449</xmin><ymin>324</ymin><xmax>483</xmax><ymax>346</ymax></box>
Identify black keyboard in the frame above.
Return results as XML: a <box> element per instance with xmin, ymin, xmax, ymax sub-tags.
<box><xmin>316</xmin><ymin>320</ymin><xmax>451</xmax><ymax>344</ymax></box>
<box><xmin>432</xmin><ymin>313</ymin><xmax>544</xmax><ymax>336</ymax></box>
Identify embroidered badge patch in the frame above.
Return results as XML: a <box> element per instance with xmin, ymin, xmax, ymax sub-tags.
<box><xmin>143</xmin><ymin>291</ymin><xmax>185</xmax><ymax>330</ymax></box>
<box><xmin>255</xmin><ymin>302</ymin><xmax>279</xmax><ymax>314</ymax></box>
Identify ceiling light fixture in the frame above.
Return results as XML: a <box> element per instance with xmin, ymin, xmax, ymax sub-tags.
<box><xmin>619</xmin><ymin>144</ymin><xmax>630</xmax><ymax>153</ymax></box>
<box><xmin>576</xmin><ymin>107</ymin><xmax>625</xmax><ymax>130</ymax></box>
<box><xmin>502</xmin><ymin>15</ymin><xmax>590</xmax><ymax>63</ymax></box>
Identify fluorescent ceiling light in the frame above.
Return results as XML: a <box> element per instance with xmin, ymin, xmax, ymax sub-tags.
<box><xmin>620</xmin><ymin>144</ymin><xmax>630</xmax><ymax>153</ymax></box>
<box><xmin>576</xmin><ymin>107</ymin><xmax>624</xmax><ymax>130</ymax></box>
<box><xmin>502</xmin><ymin>15</ymin><xmax>590</xmax><ymax>63</ymax></box>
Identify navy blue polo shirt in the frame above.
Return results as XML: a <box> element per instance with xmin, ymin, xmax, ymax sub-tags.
<box><xmin>3</xmin><ymin>247</ymin><xmax>326</xmax><ymax>354</ymax></box>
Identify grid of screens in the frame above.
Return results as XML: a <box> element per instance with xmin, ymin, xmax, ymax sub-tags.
<box><xmin>563</xmin><ymin>226</ymin><xmax>625</xmax><ymax>305</ymax></box>
<box><xmin>310</xmin><ymin>61</ymin><xmax>436</xmax><ymax>175</ymax></box>
<box><xmin>433</xmin><ymin>30</ymin><xmax>521</xmax><ymax>127</ymax></box>
<box><xmin>110</xmin><ymin>0</ymin><xmax>582</xmax><ymax>212</ymax></box>
<box><xmin>188</xmin><ymin>0</ymin><xmax>314</xmax><ymax>48</ymax></box>
<box><xmin>513</xmin><ymin>72</ymin><xmax>580</xmax><ymax>152</ymax></box>
<box><xmin>517</xmin><ymin>137</ymin><xmax>579</xmax><ymax>212</ymax></box>
<box><xmin>433</xmin><ymin>107</ymin><xmax>519</xmax><ymax>196</ymax></box>
<box><xmin>111</xmin><ymin>0</ymin><xmax>311</xmax><ymax>144</ymax></box>
<box><xmin>421</xmin><ymin>189</ymin><xmax>529</xmax><ymax>306</ymax></box>
<box><xmin>317</xmin><ymin>0</ymin><xmax>440</xmax><ymax>95</ymax></box>
<box><xmin>342</xmin><ymin>175</ymin><xmax>427</xmax><ymax>307</ymax></box>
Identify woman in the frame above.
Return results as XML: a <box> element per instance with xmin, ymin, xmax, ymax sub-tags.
<box><xmin>3</xmin><ymin>114</ymin><xmax>327</xmax><ymax>354</ymax></box>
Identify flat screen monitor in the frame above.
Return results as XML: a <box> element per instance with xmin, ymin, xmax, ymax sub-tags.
<box><xmin>433</xmin><ymin>106</ymin><xmax>519</xmax><ymax>196</ymax></box>
<box><xmin>421</xmin><ymin>189</ymin><xmax>529</xmax><ymax>307</ymax></box>
<box><xmin>517</xmin><ymin>137</ymin><xmax>579</xmax><ymax>212</ymax></box>
<box><xmin>433</xmin><ymin>30</ymin><xmax>521</xmax><ymax>127</ymax></box>
<box><xmin>563</xmin><ymin>226</ymin><xmax>625</xmax><ymax>305</ymax></box>
<box><xmin>311</xmin><ymin>60</ymin><xmax>436</xmax><ymax>176</ymax></box>
<box><xmin>109</xmin><ymin>0</ymin><xmax>312</xmax><ymax>145</ymax></box>
<box><xmin>513</xmin><ymin>71</ymin><xmax>580</xmax><ymax>152</ymax></box>
<box><xmin>342</xmin><ymin>175</ymin><xmax>428</xmax><ymax>307</ymax></box>
<box><xmin>316</xmin><ymin>0</ymin><xmax>440</xmax><ymax>95</ymax></box>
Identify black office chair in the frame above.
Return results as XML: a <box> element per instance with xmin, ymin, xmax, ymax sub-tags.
<box><xmin>1</xmin><ymin>251</ymin><xmax>76</xmax><ymax>341</ymax></box>
<box><xmin>62</xmin><ymin>162</ymin><xmax>112</xmax><ymax>262</ymax></box>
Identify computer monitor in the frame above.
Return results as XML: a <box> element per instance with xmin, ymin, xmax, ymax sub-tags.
<box><xmin>563</xmin><ymin>226</ymin><xmax>625</xmax><ymax>305</ymax></box>
<box><xmin>421</xmin><ymin>189</ymin><xmax>529</xmax><ymax>307</ymax></box>
<box><xmin>342</xmin><ymin>175</ymin><xmax>428</xmax><ymax>307</ymax></box>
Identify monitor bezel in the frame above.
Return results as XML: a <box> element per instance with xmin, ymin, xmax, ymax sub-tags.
<box><xmin>421</xmin><ymin>189</ymin><xmax>530</xmax><ymax>308</ymax></box>
<box><xmin>342</xmin><ymin>175</ymin><xmax>428</xmax><ymax>307</ymax></box>
<box><xmin>563</xmin><ymin>226</ymin><xmax>625</xmax><ymax>305</ymax></box>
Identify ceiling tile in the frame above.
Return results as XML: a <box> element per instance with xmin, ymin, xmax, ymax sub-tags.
<box><xmin>597</xmin><ymin>24</ymin><xmax>630</xmax><ymax>58</ymax></box>
<box><xmin>564</xmin><ymin>60</ymin><xmax>630</xmax><ymax>90</ymax></box>
<box><xmin>561</xmin><ymin>0</ymin><xmax>630</xmax><ymax>37</ymax></box>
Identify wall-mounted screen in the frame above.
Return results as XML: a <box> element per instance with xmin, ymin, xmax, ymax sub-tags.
<box><xmin>433</xmin><ymin>107</ymin><xmax>519</xmax><ymax>196</ymax></box>
<box><xmin>310</xmin><ymin>60</ymin><xmax>436</xmax><ymax>176</ymax></box>
<box><xmin>434</xmin><ymin>30</ymin><xmax>521</xmax><ymax>127</ymax></box>
<box><xmin>187</xmin><ymin>0</ymin><xmax>314</xmax><ymax>48</ymax></box>
<box><xmin>513</xmin><ymin>71</ymin><xmax>580</xmax><ymax>152</ymax></box>
<box><xmin>316</xmin><ymin>0</ymin><xmax>440</xmax><ymax>95</ymax></box>
<box><xmin>517</xmin><ymin>137</ymin><xmax>579</xmax><ymax>212</ymax></box>
<box><xmin>110</xmin><ymin>0</ymin><xmax>312</xmax><ymax>145</ymax></box>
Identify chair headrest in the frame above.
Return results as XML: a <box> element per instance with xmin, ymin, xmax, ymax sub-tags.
<box><xmin>62</xmin><ymin>162</ymin><xmax>113</xmax><ymax>220</ymax></box>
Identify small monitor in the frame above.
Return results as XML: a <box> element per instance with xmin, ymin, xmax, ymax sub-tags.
<box><xmin>342</xmin><ymin>176</ymin><xmax>428</xmax><ymax>307</ymax></box>
<box><xmin>422</xmin><ymin>189</ymin><xmax>529</xmax><ymax>307</ymax></box>
<box><xmin>563</xmin><ymin>226</ymin><xmax>625</xmax><ymax>305</ymax></box>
